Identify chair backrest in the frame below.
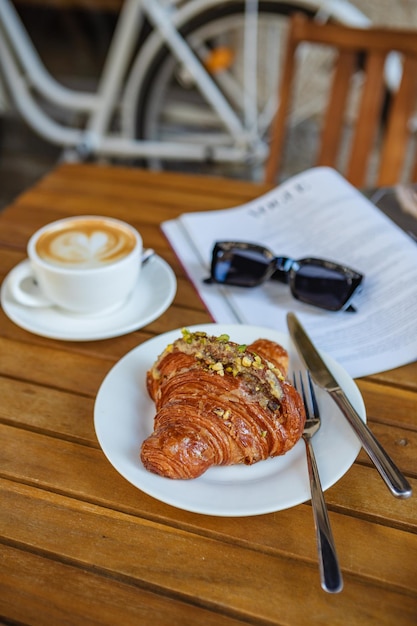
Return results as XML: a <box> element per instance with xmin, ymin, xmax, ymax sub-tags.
<box><xmin>265</xmin><ymin>13</ymin><xmax>417</xmax><ymax>187</ymax></box>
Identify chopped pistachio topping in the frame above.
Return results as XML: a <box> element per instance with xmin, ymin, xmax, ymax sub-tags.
<box><xmin>172</xmin><ymin>329</ymin><xmax>284</xmax><ymax>406</ymax></box>
<box><xmin>252</xmin><ymin>355</ymin><xmax>264</xmax><ymax>370</ymax></box>
<box><xmin>210</xmin><ymin>361</ymin><xmax>225</xmax><ymax>376</ymax></box>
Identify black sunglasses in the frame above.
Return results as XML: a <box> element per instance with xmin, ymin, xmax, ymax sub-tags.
<box><xmin>205</xmin><ymin>241</ymin><xmax>364</xmax><ymax>312</ymax></box>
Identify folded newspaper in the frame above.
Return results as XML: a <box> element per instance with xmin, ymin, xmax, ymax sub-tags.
<box><xmin>162</xmin><ymin>167</ymin><xmax>417</xmax><ymax>378</ymax></box>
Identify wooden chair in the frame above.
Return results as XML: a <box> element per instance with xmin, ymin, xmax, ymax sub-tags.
<box><xmin>265</xmin><ymin>13</ymin><xmax>417</xmax><ymax>187</ymax></box>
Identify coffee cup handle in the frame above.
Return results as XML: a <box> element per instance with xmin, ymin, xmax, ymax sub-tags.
<box><xmin>9</xmin><ymin>261</ymin><xmax>53</xmax><ymax>308</ymax></box>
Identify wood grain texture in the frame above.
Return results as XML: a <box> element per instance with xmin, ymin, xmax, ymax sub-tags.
<box><xmin>0</xmin><ymin>163</ymin><xmax>416</xmax><ymax>625</ymax></box>
<box><xmin>265</xmin><ymin>13</ymin><xmax>417</xmax><ymax>187</ymax></box>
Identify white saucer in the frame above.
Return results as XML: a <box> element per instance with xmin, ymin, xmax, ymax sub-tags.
<box><xmin>1</xmin><ymin>256</ymin><xmax>177</xmax><ymax>341</ymax></box>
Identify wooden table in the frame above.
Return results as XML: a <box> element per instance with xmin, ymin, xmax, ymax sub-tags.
<box><xmin>1</xmin><ymin>163</ymin><xmax>416</xmax><ymax>626</ymax></box>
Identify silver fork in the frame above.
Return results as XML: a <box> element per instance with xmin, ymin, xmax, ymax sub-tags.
<box><xmin>293</xmin><ymin>371</ymin><xmax>343</xmax><ymax>593</ymax></box>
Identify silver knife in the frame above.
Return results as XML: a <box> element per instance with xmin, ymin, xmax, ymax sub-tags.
<box><xmin>287</xmin><ymin>312</ymin><xmax>412</xmax><ymax>499</ymax></box>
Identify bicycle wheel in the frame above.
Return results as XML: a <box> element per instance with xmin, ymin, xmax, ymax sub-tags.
<box><xmin>122</xmin><ymin>1</ymin><xmax>359</xmax><ymax>180</ymax></box>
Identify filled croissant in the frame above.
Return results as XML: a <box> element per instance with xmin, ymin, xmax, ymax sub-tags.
<box><xmin>141</xmin><ymin>329</ymin><xmax>306</xmax><ymax>479</ymax></box>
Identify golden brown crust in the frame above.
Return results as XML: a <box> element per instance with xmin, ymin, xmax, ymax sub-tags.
<box><xmin>141</xmin><ymin>330</ymin><xmax>305</xmax><ymax>479</ymax></box>
<box><xmin>247</xmin><ymin>338</ymin><xmax>289</xmax><ymax>378</ymax></box>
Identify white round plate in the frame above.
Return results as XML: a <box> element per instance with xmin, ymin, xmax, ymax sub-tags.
<box><xmin>94</xmin><ymin>323</ymin><xmax>366</xmax><ymax>517</ymax></box>
<box><xmin>1</xmin><ymin>256</ymin><xmax>176</xmax><ymax>341</ymax></box>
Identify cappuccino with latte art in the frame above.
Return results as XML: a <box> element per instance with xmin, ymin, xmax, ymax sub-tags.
<box><xmin>35</xmin><ymin>218</ymin><xmax>137</xmax><ymax>269</ymax></box>
<box><xmin>10</xmin><ymin>216</ymin><xmax>142</xmax><ymax>315</ymax></box>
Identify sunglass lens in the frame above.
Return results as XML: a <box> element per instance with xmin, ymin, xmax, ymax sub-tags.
<box><xmin>292</xmin><ymin>263</ymin><xmax>352</xmax><ymax>310</ymax></box>
<box><xmin>213</xmin><ymin>248</ymin><xmax>272</xmax><ymax>287</ymax></box>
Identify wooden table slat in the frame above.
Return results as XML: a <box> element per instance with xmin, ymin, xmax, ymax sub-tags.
<box><xmin>2</xmin><ymin>479</ymin><xmax>417</xmax><ymax>625</ymax></box>
<box><xmin>0</xmin><ymin>544</ymin><xmax>247</xmax><ymax>626</ymax></box>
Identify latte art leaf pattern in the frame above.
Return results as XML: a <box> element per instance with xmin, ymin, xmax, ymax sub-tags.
<box><xmin>50</xmin><ymin>231</ymin><xmax>124</xmax><ymax>264</ymax></box>
<box><xmin>35</xmin><ymin>219</ymin><xmax>137</xmax><ymax>269</ymax></box>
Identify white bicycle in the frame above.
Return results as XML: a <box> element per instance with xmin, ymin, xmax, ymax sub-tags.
<box><xmin>0</xmin><ymin>0</ymin><xmax>373</xmax><ymax>180</ymax></box>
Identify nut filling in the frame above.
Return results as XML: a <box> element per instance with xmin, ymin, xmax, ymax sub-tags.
<box><xmin>152</xmin><ymin>329</ymin><xmax>285</xmax><ymax>413</ymax></box>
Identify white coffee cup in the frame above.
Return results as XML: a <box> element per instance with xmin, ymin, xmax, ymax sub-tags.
<box><xmin>9</xmin><ymin>215</ymin><xmax>143</xmax><ymax>315</ymax></box>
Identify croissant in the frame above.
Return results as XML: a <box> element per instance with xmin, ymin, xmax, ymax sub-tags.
<box><xmin>141</xmin><ymin>329</ymin><xmax>306</xmax><ymax>479</ymax></box>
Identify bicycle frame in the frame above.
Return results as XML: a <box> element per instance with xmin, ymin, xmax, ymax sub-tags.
<box><xmin>0</xmin><ymin>0</ymin><xmax>371</xmax><ymax>165</ymax></box>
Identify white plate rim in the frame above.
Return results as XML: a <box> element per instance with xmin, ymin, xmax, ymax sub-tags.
<box><xmin>1</xmin><ymin>255</ymin><xmax>176</xmax><ymax>341</ymax></box>
<box><xmin>93</xmin><ymin>323</ymin><xmax>366</xmax><ymax>517</ymax></box>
